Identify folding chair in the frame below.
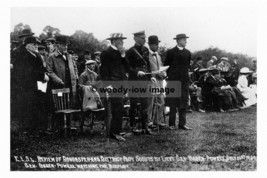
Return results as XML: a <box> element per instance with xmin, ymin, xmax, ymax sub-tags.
<box><xmin>51</xmin><ymin>88</ymin><xmax>81</xmax><ymax>137</ymax></box>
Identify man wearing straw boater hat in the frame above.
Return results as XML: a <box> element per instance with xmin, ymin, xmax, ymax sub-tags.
<box><xmin>100</xmin><ymin>33</ymin><xmax>128</xmax><ymax>141</ymax></box>
<box><xmin>164</xmin><ymin>34</ymin><xmax>192</xmax><ymax>130</ymax></box>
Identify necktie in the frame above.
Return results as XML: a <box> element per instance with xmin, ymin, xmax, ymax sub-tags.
<box><xmin>153</xmin><ymin>53</ymin><xmax>159</xmax><ymax>69</ymax></box>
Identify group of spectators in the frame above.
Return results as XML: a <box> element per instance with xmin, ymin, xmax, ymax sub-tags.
<box><xmin>188</xmin><ymin>55</ymin><xmax>257</xmax><ymax>114</ymax></box>
<box><xmin>10</xmin><ymin>28</ymin><xmax>257</xmax><ymax>141</ymax></box>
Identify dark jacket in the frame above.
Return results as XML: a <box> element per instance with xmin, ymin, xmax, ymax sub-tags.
<box><xmin>126</xmin><ymin>44</ymin><xmax>151</xmax><ymax>81</ymax></box>
<box><xmin>12</xmin><ymin>48</ymin><xmax>46</xmax><ymax>122</ymax></box>
<box><xmin>164</xmin><ymin>46</ymin><xmax>191</xmax><ymax>108</ymax></box>
<box><xmin>13</xmin><ymin>48</ymin><xmax>45</xmax><ymax>92</ymax></box>
<box><xmin>99</xmin><ymin>46</ymin><xmax>128</xmax><ymax>88</ymax></box>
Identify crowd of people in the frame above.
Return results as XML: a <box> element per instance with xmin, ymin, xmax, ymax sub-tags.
<box><xmin>10</xmin><ymin>28</ymin><xmax>257</xmax><ymax>141</ymax></box>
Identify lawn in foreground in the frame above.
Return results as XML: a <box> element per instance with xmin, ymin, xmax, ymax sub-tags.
<box><xmin>11</xmin><ymin>106</ymin><xmax>256</xmax><ymax>171</ymax></box>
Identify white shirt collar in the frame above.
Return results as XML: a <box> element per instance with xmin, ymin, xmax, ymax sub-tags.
<box><xmin>177</xmin><ymin>45</ymin><xmax>184</xmax><ymax>50</ymax></box>
<box><xmin>87</xmin><ymin>68</ymin><xmax>93</xmax><ymax>73</ymax></box>
<box><xmin>110</xmin><ymin>44</ymin><xmax>118</xmax><ymax>51</ymax></box>
<box><xmin>148</xmin><ymin>48</ymin><xmax>158</xmax><ymax>56</ymax></box>
<box><xmin>27</xmin><ymin>50</ymin><xmax>37</xmax><ymax>57</ymax></box>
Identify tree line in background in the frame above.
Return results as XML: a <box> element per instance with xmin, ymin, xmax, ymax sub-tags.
<box><xmin>11</xmin><ymin>23</ymin><xmax>255</xmax><ymax>69</ymax></box>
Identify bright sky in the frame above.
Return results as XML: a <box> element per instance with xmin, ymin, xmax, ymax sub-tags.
<box><xmin>11</xmin><ymin>6</ymin><xmax>257</xmax><ymax>56</ymax></box>
<box><xmin>11</xmin><ymin>7</ymin><xmax>257</xmax><ymax>56</ymax></box>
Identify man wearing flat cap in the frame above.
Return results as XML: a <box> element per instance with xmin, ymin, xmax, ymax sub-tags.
<box><xmin>93</xmin><ymin>51</ymin><xmax>101</xmax><ymax>74</ymax></box>
<box><xmin>100</xmin><ymin>33</ymin><xmax>128</xmax><ymax>141</ymax></box>
<box><xmin>12</xmin><ymin>36</ymin><xmax>49</xmax><ymax>132</ymax></box>
<box><xmin>38</xmin><ymin>45</ymin><xmax>47</xmax><ymax>68</ymax></box>
<box><xmin>164</xmin><ymin>34</ymin><xmax>192</xmax><ymax>130</ymax></box>
<box><xmin>79</xmin><ymin>60</ymin><xmax>100</xmax><ymax>87</ymax></box>
<box><xmin>77</xmin><ymin>50</ymin><xmax>91</xmax><ymax>75</ymax></box>
<box><xmin>46</xmin><ymin>35</ymin><xmax>79</xmax><ymax>108</ymax></box>
<box><xmin>45</xmin><ymin>38</ymin><xmax>56</xmax><ymax>55</ymax></box>
<box><xmin>126</xmin><ymin>31</ymin><xmax>157</xmax><ymax>135</ymax></box>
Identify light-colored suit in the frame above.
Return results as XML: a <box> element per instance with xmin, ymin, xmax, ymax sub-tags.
<box><xmin>147</xmin><ymin>51</ymin><xmax>166</xmax><ymax>125</ymax></box>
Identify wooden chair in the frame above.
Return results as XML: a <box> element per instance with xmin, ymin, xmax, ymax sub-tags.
<box><xmin>51</xmin><ymin>88</ymin><xmax>81</xmax><ymax>137</ymax></box>
<box><xmin>78</xmin><ymin>85</ymin><xmax>106</xmax><ymax>134</ymax></box>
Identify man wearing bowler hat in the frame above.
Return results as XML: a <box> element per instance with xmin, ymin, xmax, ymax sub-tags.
<box><xmin>12</xmin><ymin>36</ymin><xmax>48</xmax><ymax>132</ymax></box>
<box><xmin>164</xmin><ymin>34</ymin><xmax>192</xmax><ymax>130</ymax></box>
<box><xmin>146</xmin><ymin>35</ymin><xmax>167</xmax><ymax>128</ymax></box>
<box><xmin>11</xmin><ymin>28</ymin><xmax>35</xmax><ymax>67</ymax></box>
<box><xmin>126</xmin><ymin>31</ymin><xmax>157</xmax><ymax>135</ymax></box>
<box><xmin>46</xmin><ymin>35</ymin><xmax>79</xmax><ymax>107</ymax></box>
<box><xmin>100</xmin><ymin>33</ymin><xmax>128</xmax><ymax>141</ymax></box>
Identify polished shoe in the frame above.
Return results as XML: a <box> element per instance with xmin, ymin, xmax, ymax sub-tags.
<box><xmin>198</xmin><ymin>109</ymin><xmax>206</xmax><ymax>113</ymax></box>
<box><xmin>112</xmin><ymin>133</ymin><xmax>126</xmax><ymax>141</ymax></box>
<box><xmin>169</xmin><ymin>126</ymin><xmax>176</xmax><ymax>130</ymax></box>
<box><xmin>142</xmin><ymin>128</ymin><xmax>157</xmax><ymax>135</ymax></box>
<box><xmin>119</xmin><ymin>132</ymin><xmax>126</xmax><ymax>136</ymax></box>
<box><xmin>155</xmin><ymin>123</ymin><xmax>167</xmax><ymax>128</ymax></box>
<box><xmin>186</xmin><ymin>109</ymin><xmax>193</xmax><ymax>113</ymax></box>
<box><xmin>132</xmin><ymin>128</ymin><xmax>142</xmax><ymax>135</ymax></box>
<box><xmin>228</xmin><ymin>108</ymin><xmax>239</xmax><ymax>112</ymax></box>
<box><xmin>219</xmin><ymin>109</ymin><xmax>226</xmax><ymax>113</ymax></box>
<box><xmin>148</xmin><ymin>124</ymin><xmax>157</xmax><ymax>129</ymax></box>
<box><xmin>178</xmin><ymin>125</ymin><xmax>192</xmax><ymax>130</ymax></box>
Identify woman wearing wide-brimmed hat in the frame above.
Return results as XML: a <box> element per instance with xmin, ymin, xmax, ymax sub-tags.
<box><xmin>237</xmin><ymin>67</ymin><xmax>257</xmax><ymax>107</ymax></box>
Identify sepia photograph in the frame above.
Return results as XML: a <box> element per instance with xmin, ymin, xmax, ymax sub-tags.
<box><xmin>6</xmin><ymin>0</ymin><xmax>264</xmax><ymax>173</ymax></box>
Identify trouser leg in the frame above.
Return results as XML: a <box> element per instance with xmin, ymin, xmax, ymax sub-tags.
<box><xmin>129</xmin><ymin>98</ymin><xmax>138</xmax><ymax>127</ymax></box>
<box><xmin>178</xmin><ymin>108</ymin><xmax>186</xmax><ymax>127</ymax></box>
<box><xmin>140</xmin><ymin>97</ymin><xmax>149</xmax><ymax>129</ymax></box>
<box><xmin>110</xmin><ymin>97</ymin><xmax>123</xmax><ymax>135</ymax></box>
<box><xmin>169</xmin><ymin>106</ymin><xmax>177</xmax><ymax>127</ymax></box>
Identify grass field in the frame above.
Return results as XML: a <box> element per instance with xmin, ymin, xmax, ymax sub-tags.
<box><xmin>10</xmin><ymin>106</ymin><xmax>257</xmax><ymax>171</ymax></box>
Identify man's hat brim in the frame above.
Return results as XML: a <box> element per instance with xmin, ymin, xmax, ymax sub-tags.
<box><xmin>106</xmin><ymin>37</ymin><xmax>127</xmax><ymax>40</ymax></box>
<box><xmin>173</xmin><ymin>36</ymin><xmax>189</xmax><ymax>40</ymax></box>
<box><xmin>18</xmin><ymin>33</ymin><xmax>35</xmax><ymax>38</ymax></box>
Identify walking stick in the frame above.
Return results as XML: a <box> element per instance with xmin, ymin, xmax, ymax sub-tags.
<box><xmin>105</xmin><ymin>92</ymin><xmax>112</xmax><ymax>143</ymax></box>
<box><xmin>155</xmin><ymin>94</ymin><xmax>160</xmax><ymax>134</ymax></box>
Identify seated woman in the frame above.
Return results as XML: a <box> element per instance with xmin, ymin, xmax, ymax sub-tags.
<box><xmin>211</xmin><ymin>69</ymin><xmax>241</xmax><ymax>112</ymax></box>
<box><xmin>237</xmin><ymin>67</ymin><xmax>257</xmax><ymax>107</ymax></box>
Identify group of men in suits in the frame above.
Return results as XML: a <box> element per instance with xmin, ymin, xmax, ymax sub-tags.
<box><xmin>11</xmin><ymin>28</ymin><xmax>192</xmax><ymax>140</ymax></box>
<box><xmin>100</xmin><ymin>31</ymin><xmax>192</xmax><ymax>141</ymax></box>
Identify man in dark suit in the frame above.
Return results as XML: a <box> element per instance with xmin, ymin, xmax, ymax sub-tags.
<box><xmin>12</xmin><ymin>36</ymin><xmax>48</xmax><ymax>132</ymax></box>
<box><xmin>100</xmin><ymin>33</ymin><xmax>128</xmax><ymax>141</ymax></box>
<box><xmin>126</xmin><ymin>31</ymin><xmax>157</xmax><ymax>135</ymax></box>
<box><xmin>164</xmin><ymin>34</ymin><xmax>192</xmax><ymax>130</ymax></box>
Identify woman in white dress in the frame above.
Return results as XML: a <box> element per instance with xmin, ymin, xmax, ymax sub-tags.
<box><xmin>237</xmin><ymin>67</ymin><xmax>257</xmax><ymax>107</ymax></box>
